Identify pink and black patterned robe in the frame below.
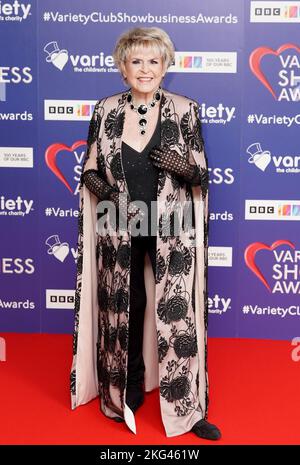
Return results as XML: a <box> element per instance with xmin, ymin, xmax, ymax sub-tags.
<box><xmin>70</xmin><ymin>88</ymin><xmax>210</xmax><ymax>437</ymax></box>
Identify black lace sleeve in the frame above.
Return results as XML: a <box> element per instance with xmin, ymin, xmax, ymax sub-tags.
<box><xmin>177</xmin><ymin>163</ymin><xmax>209</xmax><ymax>191</ymax></box>
<box><xmin>82</xmin><ymin>169</ymin><xmax>116</xmax><ymax>200</ymax></box>
<box><xmin>180</xmin><ymin>101</ymin><xmax>209</xmax><ymax>198</ymax></box>
<box><xmin>80</xmin><ymin>100</ymin><xmax>104</xmax><ymax>187</ymax></box>
<box><xmin>82</xmin><ymin>169</ymin><xmax>144</xmax><ymax>224</ymax></box>
<box><xmin>179</xmin><ymin>164</ymin><xmax>202</xmax><ymax>186</ymax></box>
<box><xmin>149</xmin><ymin>145</ymin><xmax>205</xmax><ymax>187</ymax></box>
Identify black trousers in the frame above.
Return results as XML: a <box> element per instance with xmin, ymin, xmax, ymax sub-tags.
<box><xmin>127</xmin><ymin>235</ymin><xmax>157</xmax><ymax>388</ymax></box>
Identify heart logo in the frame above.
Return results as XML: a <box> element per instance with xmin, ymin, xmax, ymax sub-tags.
<box><xmin>244</xmin><ymin>240</ymin><xmax>295</xmax><ymax>291</ymax></box>
<box><xmin>253</xmin><ymin>151</ymin><xmax>271</xmax><ymax>172</ymax></box>
<box><xmin>249</xmin><ymin>43</ymin><xmax>300</xmax><ymax>99</ymax></box>
<box><xmin>51</xmin><ymin>51</ymin><xmax>69</xmax><ymax>71</ymax></box>
<box><xmin>52</xmin><ymin>243</ymin><xmax>70</xmax><ymax>262</ymax></box>
<box><xmin>45</xmin><ymin>140</ymin><xmax>86</xmax><ymax>193</ymax></box>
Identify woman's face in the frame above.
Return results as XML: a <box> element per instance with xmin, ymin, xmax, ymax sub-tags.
<box><xmin>122</xmin><ymin>46</ymin><xmax>165</xmax><ymax>98</ymax></box>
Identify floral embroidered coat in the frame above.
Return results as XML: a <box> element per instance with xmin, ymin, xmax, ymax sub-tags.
<box><xmin>70</xmin><ymin>88</ymin><xmax>210</xmax><ymax>437</ymax></box>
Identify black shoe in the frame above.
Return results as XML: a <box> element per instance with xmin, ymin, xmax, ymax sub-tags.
<box><xmin>126</xmin><ymin>387</ymin><xmax>144</xmax><ymax>413</ymax></box>
<box><xmin>191</xmin><ymin>419</ymin><xmax>221</xmax><ymax>440</ymax></box>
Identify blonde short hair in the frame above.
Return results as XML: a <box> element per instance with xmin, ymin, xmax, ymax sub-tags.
<box><xmin>113</xmin><ymin>27</ymin><xmax>175</xmax><ymax>73</ymax></box>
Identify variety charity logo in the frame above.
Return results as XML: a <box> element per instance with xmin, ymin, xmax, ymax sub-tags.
<box><xmin>246</xmin><ymin>142</ymin><xmax>271</xmax><ymax>171</ymax></box>
<box><xmin>45</xmin><ymin>234</ymin><xmax>77</xmax><ymax>263</ymax></box>
<box><xmin>249</xmin><ymin>43</ymin><xmax>300</xmax><ymax>101</ymax></box>
<box><xmin>245</xmin><ymin>239</ymin><xmax>300</xmax><ymax>293</ymax></box>
<box><xmin>46</xmin><ymin>234</ymin><xmax>69</xmax><ymax>263</ymax></box>
<box><xmin>45</xmin><ymin>140</ymin><xmax>86</xmax><ymax>195</ymax></box>
<box><xmin>246</xmin><ymin>142</ymin><xmax>300</xmax><ymax>173</ymax></box>
<box><xmin>198</xmin><ymin>102</ymin><xmax>236</xmax><ymax>124</ymax></box>
<box><xmin>43</xmin><ymin>41</ymin><xmax>116</xmax><ymax>73</ymax></box>
<box><xmin>0</xmin><ymin>1</ymin><xmax>31</xmax><ymax>22</ymax></box>
<box><xmin>43</xmin><ymin>41</ymin><xmax>69</xmax><ymax>71</ymax></box>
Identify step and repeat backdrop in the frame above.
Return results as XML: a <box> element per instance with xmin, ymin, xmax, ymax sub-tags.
<box><xmin>0</xmin><ymin>0</ymin><xmax>299</xmax><ymax>339</ymax></box>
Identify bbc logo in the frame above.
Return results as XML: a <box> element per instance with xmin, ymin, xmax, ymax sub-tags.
<box><xmin>249</xmin><ymin>206</ymin><xmax>275</xmax><ymax>214</ymax></box>
<box><xmin>50</xmin><ymin>295</ymin><xmax>74</xmax><ymax>303</ymax></box>
<box><xmin>255</xmin><ymin>8</ymin><xmax>281</xmax><ymax>16</ymax></box>
<box><xmin>46</xmin><ymin>289</ymin><xmax>75</xmax><ymax>309</ymax></box>
<box><xmin>49</xmin><ymin>106</ymin><xmax>73</xmax><ymax>114</ymax></box>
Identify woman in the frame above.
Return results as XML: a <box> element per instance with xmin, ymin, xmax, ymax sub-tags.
<box><xmin>70</xmin><ymin>27</ymin><xmax>221</xmax><ymax>440</ymax></box>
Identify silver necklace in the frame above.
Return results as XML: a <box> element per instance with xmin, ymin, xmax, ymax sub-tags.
<box><xmin>127</xmin><ymin>87</ymin><xmax>161</xmax><ymax>135</ymax></box>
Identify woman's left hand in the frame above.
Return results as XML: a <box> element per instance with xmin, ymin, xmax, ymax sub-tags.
<box><xmin>149</xmin><ymin>145</ymin><xmax>191</xmax><ymax>177</ymax></box>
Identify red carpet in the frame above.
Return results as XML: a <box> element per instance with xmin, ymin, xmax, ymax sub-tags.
<box><xmin>0</xmin><ymin>334</ymin><xmax>299</xmax><ymax>445</ymax></box>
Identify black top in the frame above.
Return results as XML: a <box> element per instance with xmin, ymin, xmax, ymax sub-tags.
<box><xmin>121</xmin><ymin>111</ymin><xmax>160</xmax><ymax>237</ymax></box>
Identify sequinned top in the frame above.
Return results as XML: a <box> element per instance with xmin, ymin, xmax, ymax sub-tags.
<box><xmin>121</xmin><ymin>112</ymin><xmax>160</xmax><ymax>237</ymax></box>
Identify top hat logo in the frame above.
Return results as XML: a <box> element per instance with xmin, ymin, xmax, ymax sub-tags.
<box><xmin>46</xmin><ymin>234</ymin><xmax>70</xmax><ymax>262</ymax></box>
<box><xmin>43</xmin><ymin>41</ymin><xmax>69</xmax><ymax>71</ymax></box>
<box><xmin>246</xmin><ymin>142</ymin><xmax>271</xmax><ymax>172</ymax></box>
